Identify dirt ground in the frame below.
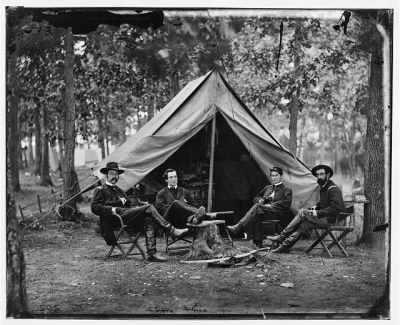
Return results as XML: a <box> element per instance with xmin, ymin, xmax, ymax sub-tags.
<box><xmin>19</xmin><ymin>203</ymin><xmax>387</xmax><ymax>319</ymax></box>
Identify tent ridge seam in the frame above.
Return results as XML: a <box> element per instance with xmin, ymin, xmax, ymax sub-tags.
<box><xmin>152</xmin><ymin>71</ymin><xmax>214</xmax><ymax>135</ymax></box>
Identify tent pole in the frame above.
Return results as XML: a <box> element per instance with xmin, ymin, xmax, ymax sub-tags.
<box><xmin>207</xmin><ymin>115</ymin><xmax>216</xmax><ymax>212</ymax></box>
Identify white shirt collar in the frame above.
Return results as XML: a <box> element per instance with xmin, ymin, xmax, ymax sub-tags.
<box><xmin>273</xmin><ymin>182</ymin><xmax>283</xmax><ymax>187</ymax></box>
<box><xmin>106</xmin><ymin>181</ymin><xmax>117</xmax><ymax>187</ymax></box>
<box><xmin>169</xmin><ymin>186</ymin><xmax>177</xmax><ymax>190</ymax></box>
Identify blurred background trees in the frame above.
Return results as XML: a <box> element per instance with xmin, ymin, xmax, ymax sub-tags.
<box><xmin>7</xmin><ymin>7</ymin><xmax>389</xmax><ymax>234</ymax></box>
<box><xmin>6</xmin><ymin>8</ymin><xmax>392</xmax><ymax>316</ymax></box>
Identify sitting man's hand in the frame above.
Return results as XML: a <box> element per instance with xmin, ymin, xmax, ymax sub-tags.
<box><xmin>119</xmin><ymin>197</ymin><xmax>127</xmax><ymax>205</ymax></box>
<box><xmin>306</xmin><ymin>208</ymin><xmax>317</xmax><ymax>217</ymax></box>
<box><xmin>111</xmin><ymin>207</ymin><xmax>119</xmax><ymax>216</ymax></box>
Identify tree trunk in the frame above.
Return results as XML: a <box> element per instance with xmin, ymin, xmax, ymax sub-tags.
<box><xmin>40</xmin><ymin>105</ymin><xmax>52</xmax><ymax>186</ymax></box>
<box><xmin>105</xmin><ymin>113</ymin><xmax>110</xmax><ymax>156</ymax></box>
<box><xmin>120</xmin><ymin>94</ymin><xmax>127</xmax><ymax>144</ymax></box>
<box><xmin>60</xmin><ymin>28</ymin><xmax>80</xmax><ymax>222</ymax></box>
<box><xmin>97</xmin><ymin>115</ymin><xmax>106</xmax><ymax>159</ymax></box>
<box><xmin>8</xmin><ymin>50</ymin><xmax>21</xmax><ymax>192</ymax></box>
<box><xmin>20</xmin><ymin>133</ymin><xmax>28</xmax><ymax>169</ymax></box>
<box><xmin>296</xmin><ymin>116</ymin><xmax>305</xmax><ymax>159</ymax></box>
<box><xmin>147</xmin><ymin>79</ymin><xmax>155</xmax><ymax>121</ymax></box>
<box><xmin>169</xmin><ymin>71</ymin><xmax>179</xmax><ymax>98</ymax></box>
<box><xmin>27</xmin><ymin>132</ymin><xmax>34</xmax><ymax>168</ymax></box>
<box><xmin>361</xmin><ymin>28</ymin><xmax>385</xmax><ymax>248</ymax></box>
<box><xmin>6</xmin><ymin>150</ymin><xmax>28</xmax><ymax>316</ymax></box>
<box><xmin>288</xmin><ymin>23</ymin><xmax>301</xmax><ymax>155</ymax></box>
<box><xmin>334</xmin><ymin>135</ymin><xmax>339</xmax><ymax>174</ymax></box>
<box><xmin>56</xmin><ymin>113</ymin><xmax>65</xmax><ymax>169</ymax></box>
<box><xmin>319</xmin><ymin>120</ymin><xmax>325</xmax><ymax>164</ymax></box>
<box><xmin>34</xmin><ymin>104</ymin><xmax>41</xmax><ymax>176</ymax></box>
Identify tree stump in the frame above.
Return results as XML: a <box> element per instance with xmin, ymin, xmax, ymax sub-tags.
<box><xmin>184</xmin><ymin>222</ymin><xmax>238</xmax><ymax>260</ymax></box>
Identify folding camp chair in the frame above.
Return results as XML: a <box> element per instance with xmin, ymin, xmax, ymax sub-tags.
<box><xmin>305</xmin><ymin>205</ymin><xmax>354</xmax><ymax>258</ymax></box>
<box><xmin>104</xmin><ymin>213</ymin><xmax>146</xmax><ymax>260</ymax></box>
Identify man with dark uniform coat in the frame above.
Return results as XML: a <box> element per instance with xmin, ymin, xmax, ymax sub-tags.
<box><xmin>227</xmin><ymin>167</ymin><xmax>293</xmax><ymax>248</ymax></box>
<box><xmin>268</xmin><ymin>164</ymin><xmax>345</xmax><ymax>253</ymax></box>
<box><xmin>156</xmin><ymin>169</ymin><xmax>213</xmax><ymax>229</ymax></box>
<box><xmin>91</xmin><ymin>162</ymin><xmax>188</xmax><ymax>262</ymax></box>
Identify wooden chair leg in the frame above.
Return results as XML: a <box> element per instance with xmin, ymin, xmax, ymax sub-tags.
<box><xmin>116</xmin><ymin>243</ymin><xmax>127</xmax><ymax>258</ymax></box>
<box><xmin>223</xmin><ymin>225</ymin><xmax>233</xmax><ymax>246</ymax></box>
<box><xmin>327</xmin><ymin>230</ymin><xmax>352</xmax><ymax>250</ymax></box>
<box><xmin>104</xmin><ymin>227</ymin><xmax>126</xmax><ymax>260</ymax></box>
<box><xmin>165</xmin><ymin>233</ymin><xmax>169</xmax><ymax>253</ymax></box>
<box><xmin>164</xmin><ymin>232</ymin><xmax>192</xmax><ymax>254</ymax></box>
<box><xmin>306</xmin><ymin>229</ymin><xmax>330</xmax><ymax>253</ymax></box>
<box><xmin>125</xmin><ymin>232</ymin><xmax>146</xmax><ymax>260</ymax></box>
<box><xmin>319</xmin><ymin>232</ymin><xmax>333</xmax><ymax>258</ymax></box>
<box><xmin>104</xmin><ymin>230</ymin><xmax>146</xmax><ymax>260</ymax></box>
<box><xmin>327</xmin><ymin>231</ymin><xmax>350</xmax><ymax>257</ymax></box>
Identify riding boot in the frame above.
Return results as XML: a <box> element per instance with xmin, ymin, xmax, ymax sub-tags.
<box><xmin>143</xmin><ymin>216</ymin><xmax>157</xmax><ymax>255</ymax></box>
<box><xmin>270</xmin><ymin>231</ymin><xmax>302</xmax><ymax>253</ymax></box>
<box><xmin>191</xmin><ymin>206</ymin><xmax>206</xmax><ymax>224</ymax></box>
<box><xmin>145</xmin><ymin>204</ymin><xmax>170</xmax><ymax>229</ymax></box>
<box><xmin>267</xmin><ymin>214</ymin><xmax>302</xmax><ymax>242</ymax></box>
<box><xmin>228</xmin><ymin>204</ymin><xmax>260</xmax><ymax>235</ymax></box>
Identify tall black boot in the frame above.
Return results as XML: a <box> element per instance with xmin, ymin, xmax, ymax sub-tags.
<box><xmin>227</xmin><ymin>204</ymin><xmax>259</xmax><ymax>235</ymax></box>
<box><xmin>143</xmin><ymin>217</ymin><xmax>167</xmax><ymax>262</ymax></box>
<box><xmin>270</xmin><ymin>231</ymin><xmax>302</xmax><ymax>253</ymax></box>
<box><xmin>267</xmin><ymin>214</ymin><xmax>302</xmax><ymax>242</ymax></box>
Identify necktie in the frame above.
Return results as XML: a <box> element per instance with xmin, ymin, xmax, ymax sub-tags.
<box><xmin>170</xmin><ymin>187</ymin><xmax>177</xmax><ymax>198</ymax></box>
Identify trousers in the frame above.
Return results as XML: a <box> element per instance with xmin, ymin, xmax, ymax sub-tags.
<box><xmin>236</xmin><ymin>203</ymin><xmax>287</xmax><ymax>243</ymax></box>
<box><xmin>284</xmin><ymin>208</ymin><xmax>330</xmax><ymax>236</ymax></box>
<box><xmin>279</xmin><ymin>209</ymin><xmax>331</xmax><ymax>249</ymax></box>
<box><xmin>162</xmin><ymin>200</ymin><xmax>200</xmax><ymax>228</ymax></box>
<box><xmin>119</xmin><ymin>204</ymin><xmax>172</xmax><ymax>254</ymax></box>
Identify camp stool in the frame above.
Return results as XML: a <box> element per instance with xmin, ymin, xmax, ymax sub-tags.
<box><xmin>104</xmin><ymin>213</ymin><xmax>146</xmax><ymax>261</ymax></box>
<box><xmin>305</xmin><ymin>206</ymin><xmax>354</xmax><ymax>258</ymax></box>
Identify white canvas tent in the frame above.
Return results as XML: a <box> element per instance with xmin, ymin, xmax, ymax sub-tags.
<box><xmin>93</xmin><ymin>71</ymin><xmax>319</xmax><ymax>212</ymax></box>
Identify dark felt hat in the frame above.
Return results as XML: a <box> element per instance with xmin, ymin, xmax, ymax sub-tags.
<box><xmin>311</xmin><ymin>164</ymin><xmax>333</xmax><ymax>177</ymax></box>
<box><xmin>270</xmin><ymin>166</ymin><xmax>283</xmax><ymax>175</ymax></box>
<box><xmin>100</xmin><ymin>162</ymin><xmax>125</xmax><ymax>175</ymax></box>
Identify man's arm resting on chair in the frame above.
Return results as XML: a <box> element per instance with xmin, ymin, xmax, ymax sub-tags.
<box><xmin>91</xmin><ymin>187</ymin><xmax>120</xmax><ymax>216</ymax></box>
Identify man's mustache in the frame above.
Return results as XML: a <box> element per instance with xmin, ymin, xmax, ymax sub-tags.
<box><xmin>110</xmin><ymin>177</ymin><xmax>118</xmax><ymax>182</ymax></box>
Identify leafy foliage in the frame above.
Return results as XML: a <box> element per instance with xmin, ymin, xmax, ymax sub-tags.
<box><xmin>10</xmin><ymin>9</ymin><xmax>370</xmax><ymax>175</ymax></box>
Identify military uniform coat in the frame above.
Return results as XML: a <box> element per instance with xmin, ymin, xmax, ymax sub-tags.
<box><xmin>91</xmin><ymin>183</ymin><xmax>148</xmax><ymax>245</ymax></box>
<box><xmin>155</xmin><ymin>186</ymin><xmax>198</xmax><ymax>228</ymax></box>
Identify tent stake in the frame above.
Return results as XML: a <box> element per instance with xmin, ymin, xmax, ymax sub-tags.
<box><xmin>207</xmin><ymin>115</ymin><xmax>216</xmax><ymax>212</ymax></box>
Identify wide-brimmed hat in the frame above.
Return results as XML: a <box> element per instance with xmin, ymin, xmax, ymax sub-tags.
<box><xmin>311</xmin><ymin>164</ymin><xmax>333</xmax><ymax>177</ymax></box>
<box><xmin>100</xmin><ymin>162</ymin><xmax>125</xmax><ymax>175</ymax></box>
